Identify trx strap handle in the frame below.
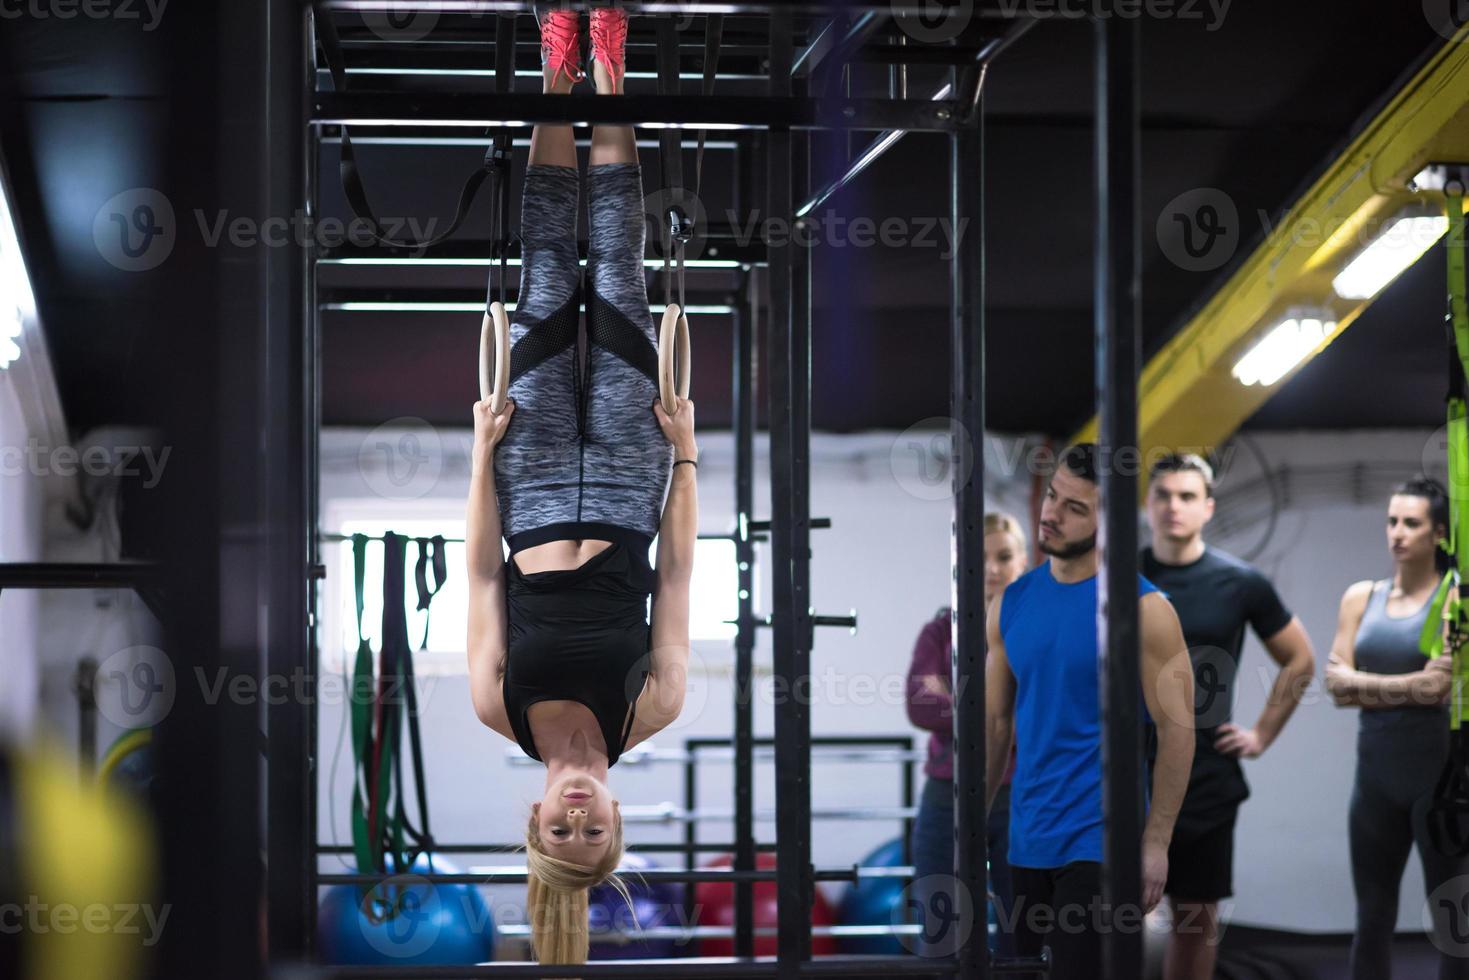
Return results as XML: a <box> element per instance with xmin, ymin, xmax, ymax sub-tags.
<box><xmin>1429</xmin><ymin>179</ymin><xmax>1469</xmax><ymax>856</ymax></box>
<box><xmin>313</xmin><ymin>1</ymin><xmax>504</xmax><ymax>251</ymax></box>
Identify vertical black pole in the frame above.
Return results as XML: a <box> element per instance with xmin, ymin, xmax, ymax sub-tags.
<box><xmin>302</xmin><ymin>0</ymin><xmax>323</xmax><ymax>956</ymax></box>
<box><xmin>951</xmin><ymin>71</ymin><xmax>989</xmax><ymax>980</ymax></box>
<box><xmin>768</xmin><ymin>9</ymin><xmax>811</xmax><ymax>977</ymax></box>
<box><xmin>683</xmin><ymin>745</ymin><xmax>699</xmax><ymax>939</ymax></box>
<box><xmin>1096</xmin><ymin>15</ymin><xmax>1144</xmax><ymax>980</ymax></box>
<box><xmin>266</xmin><ymin>0</ymin><xmax>312</xmax><ymax>962</ymax></box>
<box><xmin>901</xmin><ymin>745</ymin><xmax>915</xmax><ymax>866</ymax></box>
<box><xmin>733</xmin><ymin>265</ymin><xmax>758</xmax><ymax>959</ymax></box>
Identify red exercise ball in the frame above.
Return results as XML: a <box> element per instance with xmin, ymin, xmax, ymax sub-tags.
<box><xmin>693</xmin><ymin>853</ymin><xmax>838</xmax><ymax>957</ymax></box>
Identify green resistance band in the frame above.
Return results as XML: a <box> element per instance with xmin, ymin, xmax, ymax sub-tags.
<box><xmin>1425</xmin><ymin>185</ymin><xmax>1469</xmax><ymax>732</ymax></box>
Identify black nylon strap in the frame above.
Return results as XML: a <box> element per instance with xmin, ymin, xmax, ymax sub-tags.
<box><xmin>0</xmin><ymin>751</ymin><xmax>20</xmax><ymax>979</ymax></box>
<box><xmin>654</xmin><ymin>14</ymin><xmax>683</xmax><ymax>310</ymax></box>
<box><xmin>588</xmin><ymin>286</ymin><xmax>660</xmax><ymax>384</ymax></box>
<box><xmin>313</xmin><ymin>0</ymin><xmax>506</xmax><ymax>252</ymax></box>
<box><xmin>509</xmin><ymin>290</ymin><xmax>582</xmax><ymax>383</ymax></box>
<box><xmin>486</xmin><ymin>13</ymin><xmax>517</xmax><ymax>309</ymax></box>
<box><xmin>1429</xmin><ymin>732</ymin><xmax>1469</xmax><ymax>856</ymax></box>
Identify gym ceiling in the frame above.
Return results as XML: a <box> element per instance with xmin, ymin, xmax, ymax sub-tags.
<box><xmin>0</xmin><ymin>2</ymin><xmax>1455</xmax><ymax>438</ymax></box>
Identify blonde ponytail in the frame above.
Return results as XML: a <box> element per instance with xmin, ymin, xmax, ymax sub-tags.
<box><xmin>524</xmin><ymin>806</ymin><xmax>629</xmax><ymax>965</ymax></box>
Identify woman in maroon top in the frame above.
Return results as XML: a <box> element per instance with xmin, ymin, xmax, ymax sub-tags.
<box><xmin>906</xmin><ymin>511</ymin><xmax>1027</xmax><ymax>956</ymax></box>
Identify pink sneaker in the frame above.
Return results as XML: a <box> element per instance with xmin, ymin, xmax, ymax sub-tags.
<box><xmin>589</xmin><ymin>4</ymin><xmax>629</xmax><ymax>88</ymax></box>
<box><xmin>537</xmin><ymin>5</ymin><xmax>585</xmax><ymax>87</ymax></box>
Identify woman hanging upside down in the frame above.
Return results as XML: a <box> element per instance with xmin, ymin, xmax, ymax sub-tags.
<box><xmin>465</xmin><ymin>3</ymin><xmax>699</xmax><ymax>967</ymax></box>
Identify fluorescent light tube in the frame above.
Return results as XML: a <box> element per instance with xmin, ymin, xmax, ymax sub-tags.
<box><xmin>1332</xmin><ymin>212</ymin><xmax>1449</xmax><ymax>300</ymax></box>
<box><xmin>1232</xmin><ymin>314</ymin><xmax>1336</xmax><ymax>387</ymax></box>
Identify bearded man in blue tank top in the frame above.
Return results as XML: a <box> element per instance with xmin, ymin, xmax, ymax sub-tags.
<box><xmin>985</xmin><ymin>443</ymin><xmax>1196</xmax><ymax>980</ymax></box>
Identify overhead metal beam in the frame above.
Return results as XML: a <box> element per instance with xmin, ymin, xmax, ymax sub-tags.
<box><xmin>1073</xmin><ymin>22</ymin><xmax>1469</xmax><ymax>459</ymax></box>
<box><xmin>792</xmin><ymin>11</ymin><xmax>889</xmax><ymax>79</ymax></box>
<box><xmin>312</xmin><ymin>92</ymin><xmax>961</xmax><ymax>130</ymax></box>
<box><xmin>318</xmin><ymin>0</ymin><xmax>1030</xmax><ymax>15</ymax></box>
<box><xmin>796</xmin><ymin>17</ymin><xmax>1035</xmax><ymax>217</ymax></box>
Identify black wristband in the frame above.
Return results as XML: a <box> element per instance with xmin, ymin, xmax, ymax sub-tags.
<box><xmin>674</xmin><ymin>459</ymin><xmax>698</xmax><ymax>469</ymax></box>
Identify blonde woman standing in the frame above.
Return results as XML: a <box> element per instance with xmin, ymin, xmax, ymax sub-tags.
<box><xmin>466</xmin><ymin>5</ymin><xmax>697</xmax><ymax>967</ymax></box>
<box><xmin>906</xmin><ymin>511</ymin><xmax>1028</xmax><ymax>956</ymax></box>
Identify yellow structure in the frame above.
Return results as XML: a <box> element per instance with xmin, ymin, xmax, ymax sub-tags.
<box><xmin>1074</xmin><ymin>23</ymin><xmax>1469</xmax><ymax>458</ymax></box>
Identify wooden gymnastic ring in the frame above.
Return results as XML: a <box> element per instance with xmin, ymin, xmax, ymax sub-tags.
<box><xmin>480</xmin><ymin>302</ymin><xmax>511</xmax><ymax>415</ymax></box>
<box><xmin>658</xmin><ymin>303</ymin><xmax>691</xmax><ymax>416</ymax></box>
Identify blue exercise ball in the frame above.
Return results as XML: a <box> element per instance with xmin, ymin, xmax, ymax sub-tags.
<box><xmin>588</xmin><ymin>852</ymin><xmax>688</xmax><ymax>960</ymax></box>
<box><xmin>99</xmin><ymin>730</ymin><xmax>157</xmax><ymax>808</ymax></box>
<box><xmin>317</xmin><ymin>853</ymin><xmax>496</xmax><ymax>966</ymax></box>
<box><xmin>837</xmin><ymin>837</ymin><xmax>909</xmax><ymax>955</ymax></box>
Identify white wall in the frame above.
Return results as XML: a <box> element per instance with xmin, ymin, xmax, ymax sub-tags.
<box><xmin>317</xmin><ymin>423</ymin><xmax>1443</xmax><ymax>937</ymax></box>
<box><xmin>0</xmin><ymin>372</ymin><xmax>44</xmax><ymax>738</ymax></box>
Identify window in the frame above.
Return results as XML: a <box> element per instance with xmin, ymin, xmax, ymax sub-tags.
<box><xmin>678</xmin><ymin>537</ymin><xmax>739</xmax><ymax>642</ymax></box>
<box><xmin>331</xmin><ymin>516</ymin><xmax>470</xmax><ymax>670</ymax></box>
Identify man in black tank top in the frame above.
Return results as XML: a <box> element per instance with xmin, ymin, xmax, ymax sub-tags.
<box><xmin>1141</xmin><ymin>454</ymin><xmax>1317</xmax><ymax>980</ymax></box>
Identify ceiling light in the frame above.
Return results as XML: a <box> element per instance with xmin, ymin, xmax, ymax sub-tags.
<box><xmin>1232</xmin><ymin>313</ymin><xmax>1337</xmax><ymax>387</ymax></box>
<box><xmin>1332</xmin><ymin>208</ymin><xmax>1450</xmax><ymax>300</ymax></box>
<box><xmin>0</xmin><ymin>305</ymin><xmax>19</xmax><ymax>370</ymax></box>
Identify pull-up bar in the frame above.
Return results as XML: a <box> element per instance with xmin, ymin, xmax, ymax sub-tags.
<box><xmin>311</xmin><ymin>92</ymin><xmax>963</xmax><ymax>131</ymax></box>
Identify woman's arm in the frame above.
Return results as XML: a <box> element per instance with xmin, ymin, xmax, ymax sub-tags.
<box><xmin>984</xmin><ymin>592</ymin><xmax>1015</xmax><ymax>817</ymax></box>
<box><xmin>466</xmin><ymin>400</ymin><xmax>514</xmax><ymax>739</ymax></box>
<box><xmin>1330</xmin><ymin>583</ymin><xmax>1453</xmax><ymax>707</ymax></box>
<box><xmin>1346</xmin><ymin>657</ymin><xmax>1453</xmax><ymax>707</ymax></box>
<box><xmin>638</xmin><ymin>397</ymin><xmax>699</xmax><ymax>734</ymax></box>
<box><xmin>905</xmin><ymin>616</ymin><xmax>952</xmax><ymax>734</ymax></box>
<box><xmin>1324</xmin><ymin>580</ymin><xmax>1374</xmax><ymax>708</ymax></box>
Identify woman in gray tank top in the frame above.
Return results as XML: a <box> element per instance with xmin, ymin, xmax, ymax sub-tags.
<box><xmin>1326</xmin><ymin>478</ymin><xmax>1467</xmax><ymax>978</ymax></box>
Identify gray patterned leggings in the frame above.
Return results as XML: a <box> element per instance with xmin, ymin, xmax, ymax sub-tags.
<box><xmin>493</xmin><ymin>163</ymin><xmax>672</xmax><ymax>557</ymax></box>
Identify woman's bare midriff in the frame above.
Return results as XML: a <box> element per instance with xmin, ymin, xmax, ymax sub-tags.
<box><xmin>512</xmin><ymin>538</ymin><xmax>614</xmax><ymax>575</ymax></box>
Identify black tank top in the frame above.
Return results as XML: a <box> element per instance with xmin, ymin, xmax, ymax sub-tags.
<box><xmin>503</xmin><ymin>540</ymin><xmax>655</xmax><ymax>767</ymax></box>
